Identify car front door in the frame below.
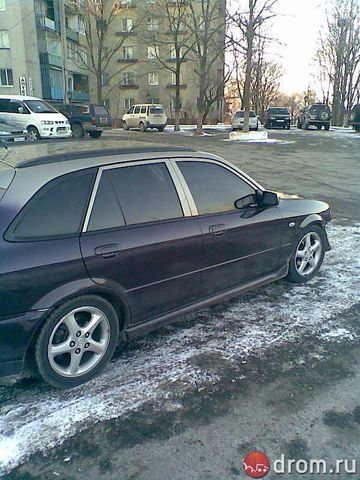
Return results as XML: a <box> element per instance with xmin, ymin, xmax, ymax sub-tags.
<box><xmin>80</xmin><ymin>160</ymin><xmax>203</xmax><ymax>325</ymax></box>
<box><xmin>175</xmin><ymin>159</ymin><xmax>283</xmax><ymax>297</ymax></box>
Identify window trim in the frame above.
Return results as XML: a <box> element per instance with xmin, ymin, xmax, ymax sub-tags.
<box><xmin>82</xmin><ymin>159</ymin><xmax>192</xmax><ymax>233</ymax></box>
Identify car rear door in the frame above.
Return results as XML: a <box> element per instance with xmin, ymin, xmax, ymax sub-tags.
<box><xmin>175</xmin><ymin>159</ymin><xmax>283</xmax><ymax>297</ymax></box>
<box><xmin>80</xmin><ymin>160</ymin><xmax>203</xmax><ymax>325</ymax></box>
<box><xmin>93</xmin><ymin>105</ymin><xmax>112</xmax><ymax>128</ymax></box>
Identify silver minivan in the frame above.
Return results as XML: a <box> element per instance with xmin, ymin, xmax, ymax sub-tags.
<box><xmin>122</xmin><ymin>104</ymin><xmax>167</xmax><ymax>132</ymax></box>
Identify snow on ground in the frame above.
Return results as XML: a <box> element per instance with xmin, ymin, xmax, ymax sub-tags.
<box><xmin>0</xmin><ymin>224</ymin><xmax>359</xmax><ymax>475</ymax></box>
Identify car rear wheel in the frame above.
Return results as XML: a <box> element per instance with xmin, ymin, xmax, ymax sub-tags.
<box><xmin>317</xmin><ymin>125</ymin><xmax>322</xmax><ymax>130</ymax></box>
<box><xmin>72</xmin><ymin>123</ymin><xmax>84</xmax><ymax>139</ymax></box>
<box><xmin>324</xmin><ymin>124</ymin><xmax>330</xmax><ymax>131</ymax></box>
<box><xmin>158</xmin><ymin>127</ymin><xmax>165</xmax><ymax>132</ymax></box>
<box><xmin>355</xmin><ymin>125</ymin><xmax>360</xmax><ymax>132</ymax></box>
<box><xmin>89</xmin><ymin>131</ymin><xmax>102</xmax><ymax>139</ymax></box>
<box><xmin>287</xmin><ymin>225</ymin><xmax>326</xmax><ymax>283</ymax></box>
<box><xmin>27</xmin><ymin>126</ymin><xmax>40</xmax><ymax>141</ymax></box>
<box><xmin>139</xmin><ymin>122</ymin><xmax>147</xmax><ymax>132</ymax></box>
<box><xmin>122</xmin><ymin>121</ymin><xmax>129</xmax><ymax>130</ymax></box>
<box><xmin>35</xmin><ymin>295</ymin><xmax>119</xmax><ymax>389</ymax></box>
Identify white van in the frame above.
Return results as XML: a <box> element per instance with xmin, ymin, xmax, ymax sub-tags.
<box><xmin>0</xmin><ymin>96</ymin><xmax>72</xmax><ymax>141</ymax></box>
<box><xmin>122</xmin><ymin>104</ymin><xmax>167</xmax><ymax>132</ymax></box>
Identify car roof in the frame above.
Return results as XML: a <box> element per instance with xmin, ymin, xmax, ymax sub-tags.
<box><xmin>0</xmin><ymin>142</ymin><xmax>219</xmax><ymax>171</ymax></box>
<box><xmin>0</xmin><ymin>95</ymin><xmax>44</xmax><ymax>101</ymax></box>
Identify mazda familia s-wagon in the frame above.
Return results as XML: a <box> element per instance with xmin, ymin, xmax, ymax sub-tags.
<box><xmin>0</xmin><ymin>144</ymin><xmax>331</xmax><ymax>388</ymax></box>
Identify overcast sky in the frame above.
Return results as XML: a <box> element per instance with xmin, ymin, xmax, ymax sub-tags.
<box><xmin>273</xmin><ymin>0</ymin><xmax>327</xmax><ymax>94</ymax></box>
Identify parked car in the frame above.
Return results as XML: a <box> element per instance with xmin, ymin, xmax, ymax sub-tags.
<box><xmin>265</xmin><ymin>107</ymin><xmax>291</xmax><ymax>130</ymax></box>
<box><xmin>232</xmin><ymin>110</ymin><xmax>259</xmax><ymax>131</ymax></box>
<box><xmin>0</xmin><ymin>119</ymin><xmax>29</xmax><ymax>143</ymax></box>
<box><xmin>297</xmin><ymin>104</ymin><xmax>331</xmax><ymax>130</ymax></box>
<box><xmin>122</xmin><ymin>104</ymin><xmax>167</xmax><ymax>132</ymax></box>
<box><xmin>57</xmin><ymin>103</ymin><xmax>112</xmax><ymax>139</ymax></box>
<box><xmin>0</xmin><ymin>96</ymin><xmax>72</xmax><ymax>141</ymax></box>
<box><xmin>0</xmin><ymin>145</ymin><xmax>331</xmax><ymax>388</ymax></box>
<box><xmin>348</xmin><ymin>104</ymin><xmax>360</xmax><ymax>132</ymax></box>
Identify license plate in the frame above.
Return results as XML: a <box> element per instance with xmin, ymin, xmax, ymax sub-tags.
<box><xmin>14</xmin><ymin>137</ymin><xmax>25</xmax><ymax>142</ymax></box>
<box><xmin>100</xmin><ymin>117</ymin><xmax>107</xmax><ymax>124</ymax></box>
<box><xmin>277</xmin><ymin>119</ymin><xmax>284</xmax><ymax>122</ymax></box>
<box><xmin>57</xmin><ymin>127</ymin><xmax>66</xmax><ymax>132</ymax></box>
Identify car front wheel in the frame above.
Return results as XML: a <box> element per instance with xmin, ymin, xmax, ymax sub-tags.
<box><xmin>287</xmin><ymin>225</ymin><xmax>326</xmax><ymax>283</ymax></box>
<box><xmin>27</xmin><ymin>126</ymin><xmax>40</xmax><ymax>141</ymax></box>
<box><xmin>89</xmin><ymin>131</ymin><xmax>102</xmax><ymax>139</ymax></box>
<box><xmin>35</xmin><ymin>295</ymin><xmax>119</xmax><ymax>389</ymax></box>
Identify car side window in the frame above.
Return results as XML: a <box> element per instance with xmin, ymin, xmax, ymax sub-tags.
<box><xmin>140</xmin><ymin>106</ymin><xmax>147</xmax><ymax>114</ymax></box>
<box><xmin>178</xmin><ymin>161</ymin><xmax>255</xmax><ymax>215</ymax></box>
<box><xmin>6</xmin><ymin>169</ymin><xmax>96</xmax><ymax>241</ymax></box>
<box><xmin>88</xmin><ymin>163</ymin><xmax>183</xmax><ymax>230</ymax></box>
<box><xmin>0</xmin><ymin>99</ymin><xmax>10</xmax><ymax>112</ymax></box>
<box><xmin>134</xmin><ymin>106</ymin><xmax>141</xmax><ymax>114</ymax></box>
<box><xmin>127</xmin><ymin>106</ymin><xmax>135</xmax><ymax>114</ymax></box>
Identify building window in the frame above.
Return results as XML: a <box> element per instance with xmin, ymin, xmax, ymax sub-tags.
<box><xmin>122</xmin><ymin>46</ymin><xmax>134</xmax><ymax>59</ymax></box>
<box><xmin>170</xmin><ymin>45</ymin><xmax>183</xmax><ymax>59</ymax></box>
<box><xmin>120</xmin><ymin>0</ymin><xmax>133</xmax><ymax>6</ymax></box>
<box><xmin>171</xmin><ymin>72</ymin><xmax>182</xmax><ymax>85</ymax></box>
<box><xmin>122</xmin><ymin>18</ymin><xmax>133</xmax><ymax>32</ymax></box>
<box><xmin>0</xmin><ymin>31</ymin><xmax>10</xmax><ymax>49</ymax></box>
<box><xmin>0</xmin><ymin>68</ymin><xmax>13</xmax><ymax>86</ymax></box>
<box><xmin>123</xmin><ymin>71</ymin><xmax>135</xmax><ymax>85</ymax></box>
<box><xmin>147</xmin><ymin>18</ymin><xmax>159</xmax><ymax>31</ymax></box>
<box><xmin>147</xmin><ymin>97</ymin><xmax>160</xmax><ymax>104</ymax></box>
<box><xmin>148</xmin><ymin>72</ymin><xmax>159</xmax><ymax>85</ymax></box>
<box><xmin>0</xmin><ymin>0</ymin><xmax>6</xmax><ymax>11</ymax></box>
<box><xmin>124</xmin><ymin>98</ymin><xmax>134</xmax><ymax>110</ymax></box>
<box><xmin>147</xmin><ymin>46</ymin><xmax>159</xmax><ymax>59</ymax></box>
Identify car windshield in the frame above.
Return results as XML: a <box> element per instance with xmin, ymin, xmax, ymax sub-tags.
<box><xmin>149</xmin><ymin>106</ymin><xmax>164</xmax><ymax>114</ymax></box>
<box><xmin>235</xmin><ymin>111</ymin><xmax>256</xmax><ymax>118</ymax></box>
<box><xmin>310</xmin><ymin>104</ymin><xmax>329</xmax><ymax>112</ymax></box>
<box><xmin>268</xmin><ymin>108</ymin><xmax>289</xmax><ymax>115</ymax></box>
<box><xmin>23</xmin><ymin>100</ymin><xmax>58</xmax><ymax>114</ymax></box>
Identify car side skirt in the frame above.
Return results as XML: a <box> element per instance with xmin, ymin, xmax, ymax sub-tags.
<box><xmin>126</xmin><ymin>263</ymin><xmax>289</xmax><ymax>340</ymax></box>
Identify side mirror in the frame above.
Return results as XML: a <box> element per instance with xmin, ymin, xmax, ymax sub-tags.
<box><xmin>234</xmin><ymin>194</ymin><xmax>258</xmax><ymax>210</ymax></box>
<box><xmin>260</xmin><ymin>190</ymin><xmax>279</xmax><ymax>207</ymax></box>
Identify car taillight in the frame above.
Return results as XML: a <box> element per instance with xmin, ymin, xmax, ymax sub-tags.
<box><xmin>91</xmin><ymin>117</ymin><xmax>96</xmax><ymax>125</ymax></box>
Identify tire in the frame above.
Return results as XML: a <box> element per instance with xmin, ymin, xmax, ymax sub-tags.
<box><xmin>324</xmin><ymin>124</ymin><xmax>330</xmax><ymax>131</ymax></box>
<box><xmin>27</xmin><ymin>126</ymin><xmax>40</xmax><ymax>141</ymax></box>
<box><xmin>35</xmin><ymin>295</ymin><xmax>119</xmax><ymax>389</ymax></box>
<box><xmin>89</xmin><ymin>131</ymin><xmax>102</xmax><ymax>139</ymax></box>
<box><xmin>287</xmin><ymin>225</ymin><xmax>326</xmax><ymax>284</ymax></box>
<box><xmin>157</xmin><ymin>127</ymin><xmax>165</xmax><ymax>132</ymax></box>
<box><xmin>123</xmin><ymin>121</ymin><xmax>129</xmax><ymax>131</ymax></box>
<box><xmin>317</xmin><ymin>125</ymin><xmax>322</xmax><ymax>130</ymax></box>
<box><xmin>302</xmin><ymin>119</ymin><xmax>309</xmax><ymax>130</ymax></box>
<box><xmin>286</xmin><ymin>124</ymin><xmax>291</xmax><ymax>130</ymax></box>
<box><xmin>355</xmin><ymin>125</ymin><xmax>360</xmax><ymax>132</ymax></box>
<box><xmin>139</xmin><ymin>122</ymin><xmax>147</xmax><ymax>132</ymax></box>
<box><xmin>71</xmin><ymin>123</ymin><xmax>84</xmax><ymax>139</ymax></box>
<box><xmin>297</xmin><ymin>120</ymin><xmax>302</xmax><ymax>129</ymax></box>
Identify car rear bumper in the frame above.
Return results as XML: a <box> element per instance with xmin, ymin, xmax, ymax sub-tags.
<box><xmin>87</xmin><ymin>125</ymin><xmax>112</xmax><ymax>132</ymax></box>
<box><xmin>39</xmin><ymin>126</ymin><xmax>72</xmax><ymax>138</ymax></box>
<box><xmin>0</xmin><ymin>310</ymin><xmax>48</xmax><ymax>376</ymax></box>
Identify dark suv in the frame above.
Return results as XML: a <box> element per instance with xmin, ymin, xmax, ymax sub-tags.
<box><xmin>348</xmin><ymin>104</ymin><xmax>360</xmax><ymax>132</ymax></box>
<box><xmin>57</xmin><ymin>103</ymin><xmax>112</xmax><ymax>139</ymax></box>
<box><xmin>0</xmin><ymin>144</ymin><xmax>331</xmax><ymax>388</ymax></box>
<box><xmin>297</xmin><ymin>104</ymin><xmax>331</xmax><ymax>130</ymax></box>
<box><xmin>265</xmin><ymin>107</ymin><xmax>291</xmax><ymax>130</ymax></box>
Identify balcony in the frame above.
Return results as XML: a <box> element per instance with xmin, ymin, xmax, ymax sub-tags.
<box><xmin>116</xmin><ymin>31</ymin><xmax>137</xmax><ymax>36</ymax></box>
<box><xmin>39</xmin><ymin>52</ymin><xmax>62</xmax><ymax>68</ymax></box>
<box><xmin>50</xmin><ymin>87</ymin><xmax>64</xmax><ymax>100</ymax></box>
<box><xmin>166</xmin><ymin>84</ymin><xmax>187</xmax><ymax>89</ymax></box>
<box><xmin>36</xmin><ymin>15</ymin><xmax>58</xmax><ymax>32</ymax></box>
<box><xmin>118</xmin><ymin>58</ymin><xmax>138</xmax><ymax>64</ymax></box>
<box><xmin>69</xmin><ymin>90</ymin><xmax>89</xmax><ymax>101</ymax></box>
<box><xmin>119</xmin><ymin>83</ymin><xmax>139</xmax><ymax>89</ymax></box>
<box><xmin>66</xmin><ymin>28</ymin><xmax>79</xmax><ymax>43</ymax></box>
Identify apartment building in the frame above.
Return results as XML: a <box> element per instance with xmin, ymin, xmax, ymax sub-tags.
<box><xmin>0</xmin><ymin>0</ymin><xmax>89</xmax><ymax>103</ymax></box>
<box><xmin>96</xmin><ymin>0</ymin><xmax>226</xmax><ymax>123</ymax></box>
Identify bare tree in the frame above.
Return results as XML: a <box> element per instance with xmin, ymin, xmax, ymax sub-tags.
<box><xmin>316</xmin><ymin>0</ymin><xmax>360</xmax><ymax>125</ymax></box>
<box><xmin>71</xmin><ymin>0</ymin><xmax>144</xmax><ymax>104</ymax></box>
<box><xmin>185</xmin><ymin>0</ymin><xmax>226</xmax><ymax>134</ymax></box>
<box><xmin>228</xmin><ymin>0</ymin><xmax>279</xmax><ymax>131</ymax></box>
<box><xmin>140</xmin><ymin>0</ymin><xmax>194</xmax><ymax>131</ymax></box>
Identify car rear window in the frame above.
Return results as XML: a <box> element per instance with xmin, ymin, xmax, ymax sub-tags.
<box><xmin>235</xmin><ymin>111</ymin><xmax>256</xmax><ymax>118</ymax></box>
<box><xmin>6</xmin><ymin>169</ymin><xmax>96</xmax><ymax>241</ymax></box>
<box><xmin>0</xmin><ymin>163</ymin><xmax>15</xmax><ymax>201</ymax></box>
<box><xmin>94</xmin><ymin>106</ymin><xmax>109</xmax><ymax>115</ymax></box>
<box><xmin>73</xmin><ymin>105</ymin><xmax>90</xmax><ymax>114</ymax></box>
<box><xmin>149</xmin><ymin>106</ymin><xmax>164</xmax><ymax>114</ymax></box>
<box><xmin>310</xmin><ymin>104</ymin><xmax>330</xmax><ymax>112</ymax></box>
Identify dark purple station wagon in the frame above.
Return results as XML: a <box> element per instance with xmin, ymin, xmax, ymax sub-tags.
<box><xmin>0</xmin><ymin>144</ymin><xmax>331</xmax><ymax>388</ymax></box>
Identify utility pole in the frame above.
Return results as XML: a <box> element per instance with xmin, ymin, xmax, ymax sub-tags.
<box><xmin>59</xmin><ymin>0</ymin><xmax>69</xmax><ymax>103</ymax></box>
<box><xmin>243</xmin><ymin>0</ymin><xmax>254</xmax><ymax>133</ymax></box>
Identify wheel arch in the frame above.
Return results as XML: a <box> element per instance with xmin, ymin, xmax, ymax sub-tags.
<box><xmin>299</xmin><ymin>213</ymin><xmax>324</xmax><ymax>229</ymax></box>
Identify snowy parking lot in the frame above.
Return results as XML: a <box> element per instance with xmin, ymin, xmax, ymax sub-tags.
<box><xmin>2</xmin><ymin>127</ymin><xmax>360</xmax><ymax>479</ymax></box>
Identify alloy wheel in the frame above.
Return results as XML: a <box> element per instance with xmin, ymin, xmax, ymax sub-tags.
<box><xmin>294</xmin><ymin>232</ymin><xmax>323</xmax><ymax>277</ymax></box>
<box><xmin>47</xmin><ymin>306</ymin><xmax>110</xmax><ymax>378</ymax></box>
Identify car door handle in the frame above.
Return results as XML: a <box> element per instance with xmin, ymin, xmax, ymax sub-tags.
<box><xmin>94</xmin><ymin>244</ymin><xmax>120</xmax><ymax>259</ymax></box>
<box><xmin>209</xmin><ymin>224</ymin><xmax>228</xmax><ymax>236</ymax></box>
